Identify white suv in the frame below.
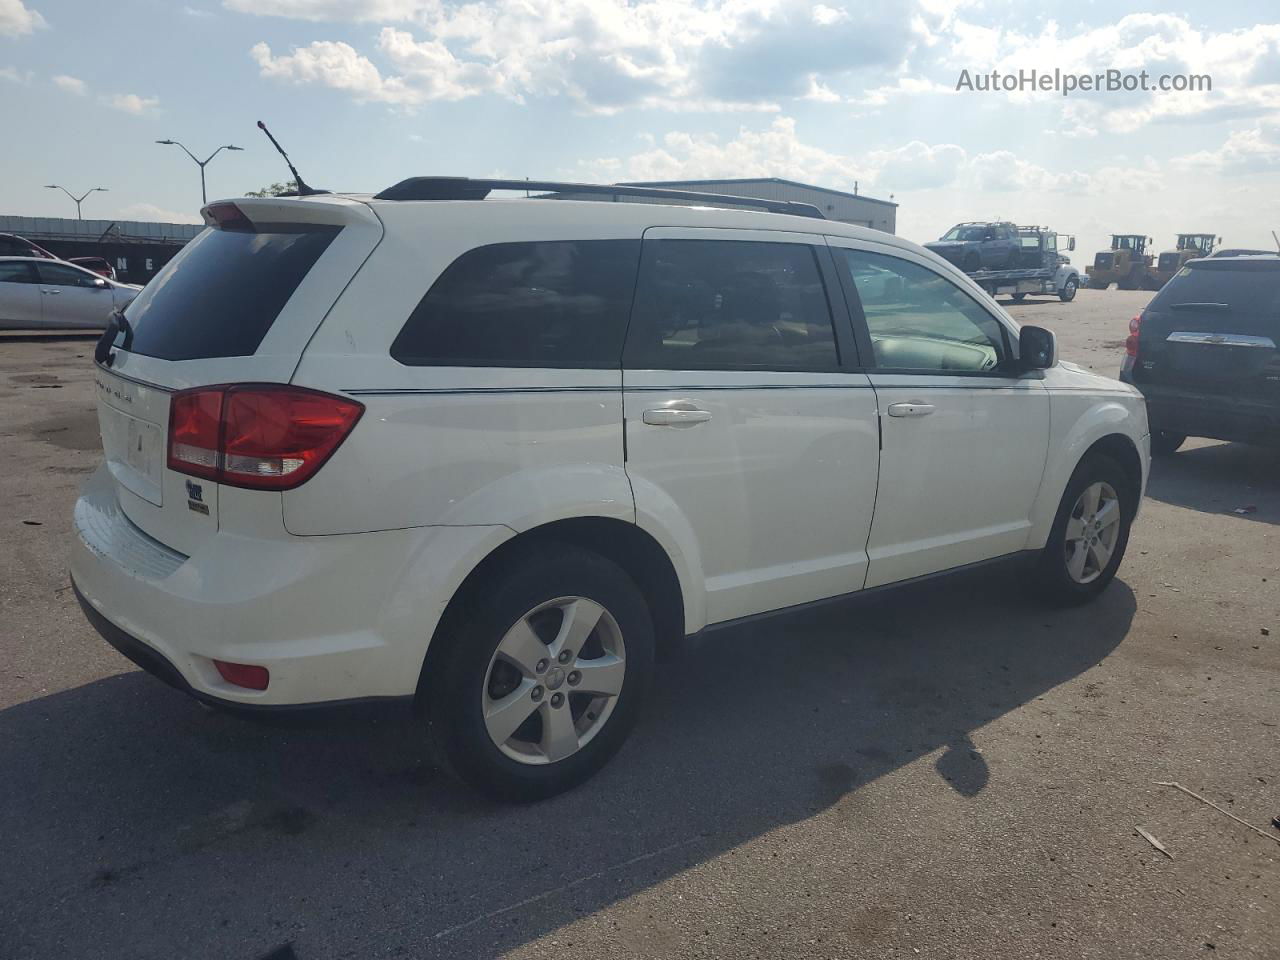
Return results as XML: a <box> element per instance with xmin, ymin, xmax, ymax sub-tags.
<box><xmin>71</xmin><ymin>179</ymin><xmax>1150</xmax><ymax>800</ymax></box>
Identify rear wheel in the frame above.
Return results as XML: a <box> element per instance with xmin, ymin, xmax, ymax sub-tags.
<box><xmin>1059</xmin><ymin>278</ymin><xmax>1078</xmax><ymax>302</ymax></box>
<box><xmin>1011</xmin><ymin>292</ymin><xmax>1027</xmax><ymax>301</ymax></box>
<box><xmin>1150</xmin><ymin>431</ymin><xmax>1186</xmax><ymax>456</ymax></box>
<box><xmin>426</xmin><ymin>544</ymin><xmax>655</xmax><ymax>801</ymax></box>
<box><xmin>1031</xmin><ymin>453</ymin><xmax>1134</xmax><ymax>605</ymax></box>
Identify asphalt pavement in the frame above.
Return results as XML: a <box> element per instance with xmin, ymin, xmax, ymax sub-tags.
<box><xmin>1</xmin><ymin>289</ymin><xmax>1276</xmax><ymax>959</ymax></box>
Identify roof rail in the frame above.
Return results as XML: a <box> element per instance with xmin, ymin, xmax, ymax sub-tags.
<box><xmin>371</xmin><ymin>177</ymin><xmax>826</xmax><ymax>220</ymax></box>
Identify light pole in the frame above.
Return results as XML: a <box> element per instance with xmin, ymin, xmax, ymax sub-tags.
<box><xmin>155</xmin><ymin>140</ymin><xmax>244</xmax><ymax>205</ymax></box>
<box><xmin>44</xmin><ymin>185</ymin><xmax>108</xmax><ymax>220</ymax></box>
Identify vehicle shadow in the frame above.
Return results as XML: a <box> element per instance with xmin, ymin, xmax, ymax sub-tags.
<box><xmin>0</xmin><ymin>566</ymin><xmax>1135</xmax><ymax>960</ymax></box>
<box><xmin>1145</xmin><ymin>440</ymin><xmax>1280</xmax><ymax>525</ymax></box>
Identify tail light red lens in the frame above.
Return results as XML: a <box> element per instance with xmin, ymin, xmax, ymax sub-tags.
<box><xmin>167</xmin><ymin>384</ymin><xmax>363</xmax><ymax>491</ymax></box>
<box><xmin>1125</xmin><ymin>314</ymin><xmax>1142</xmax><ymax>357</ymax></box>
<box><xmin>213</xmin><ymin>659</ymin><xmax>270</xmax><ymax>691</ymax></box>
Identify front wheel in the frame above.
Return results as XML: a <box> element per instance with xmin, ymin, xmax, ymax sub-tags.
<box><xmin>426</xmin><ymin>544</ymin><xmax>655</xmax><ymax>801</ymax></box>
<box><xmin>1059</xmin><ymin>278</ymin><xmax>1078</xmax><ymax>301</ymax></box>
<box><xmin>1031</xmin><ymin>453</ymin><xmax>1134</xmax><ymax>605</ymax></box>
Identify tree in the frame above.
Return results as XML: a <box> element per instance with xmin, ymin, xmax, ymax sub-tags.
<box><xmin>244</xmin><ymin>182</ymin><xmax>293</xmax><ymax>198</ymax></box>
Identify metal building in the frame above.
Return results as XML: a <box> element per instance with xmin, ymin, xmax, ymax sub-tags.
<box><xmin>622</xmin><ymin>178</ymin><xmax>897</xmax><ymax>233</ymax></box>
<box><xmin>0</xmin><ymin>215</ymin><xmax>202</xmax><ymax>285</ymax></box>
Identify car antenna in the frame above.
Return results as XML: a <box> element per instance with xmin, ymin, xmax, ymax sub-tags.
<box><xmin>1272</xmin><ymin>230</ymin><xmax>1279</xmax><ymax>253</ymax></box>
<box><xmin>256</xmin><ymin>120</ymin><xmax>328</xmax><ymax>196</ymax></box>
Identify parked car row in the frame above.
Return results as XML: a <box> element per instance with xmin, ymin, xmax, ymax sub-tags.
<box><xmin>0</xmin><ymin>256</ymin><xmax>140</xmax><ymax>329</ymax></box>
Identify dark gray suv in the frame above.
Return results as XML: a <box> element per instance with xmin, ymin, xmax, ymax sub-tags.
<box><xmin>925</xmin><ymin>222</ymin><xmax>1021</xmax><ymax>273</ymax></box>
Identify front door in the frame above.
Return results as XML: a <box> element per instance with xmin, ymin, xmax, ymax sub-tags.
<box><xmin>623</xmin><ymin>228</ymin><xmax>879</xmax><ymax>627</ymax></box>
<box><xmin>828</xmin><ymin>238</ymin><xmax>1050</xmax><ymax>587</ymax></box>
<box><xmin>35</xmin><ymin>261</ymin><xmax>114</xmax><ymax>328</ymax></box>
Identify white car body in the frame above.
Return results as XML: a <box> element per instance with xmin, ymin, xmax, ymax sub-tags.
<box><xmin>70</xmin><ymin>191</ymin><xmax>1150</xmax><ymax>717</ymax></box>
<box><xmin>0</xmin><ymin>256</ymin><xmax>140</xmax><ymax>329</ymax></box>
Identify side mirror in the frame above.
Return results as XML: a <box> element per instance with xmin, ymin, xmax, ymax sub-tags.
<box><xmin>1019</xmin><ymin>325</ymin><xmax>1057</xmax><ymax>371</ymax></box>
<box><xmin>89</xmin><ymin>277</ymin><xmax>107</xmax><ymax>288</ymax></box>
<box><xmin>1067</xmin><ymin>237</ymin><xmax>1076</xmax><ymax>251</ymax></box>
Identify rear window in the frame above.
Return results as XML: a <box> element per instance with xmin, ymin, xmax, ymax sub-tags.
<box><xmin>391</xmin><ymin>240</ymin><xmax>641</xmax><ymax>368</ymax></box>
<box><xmin>1149</xmin><ymin>260</ymin><xmax>1280</xmax><ymax>316</ymax></box>
<box><xmin>123</xmin><ymin>226</ymin><xmax>340</xmax><ymax>361</ymax></box>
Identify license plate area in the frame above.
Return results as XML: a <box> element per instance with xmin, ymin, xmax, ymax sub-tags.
<box><xmin>99</xmin><ymin>402</ymin><xmax>164</xmax><ymax>506</ymax></box>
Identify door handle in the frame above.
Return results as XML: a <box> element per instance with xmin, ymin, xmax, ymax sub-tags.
<box><xmin>642</xmin><ymin>401</ymin><xmax>712</xmax><ymax>427</ymax></box>
<box><xmin>42</xmin><ymin>289</ymin><xmax>60</xmax><ymax>295</ymax></box>
<box><xmin>886</xmin><ymin>401</ymin><xmax>935</xmax><ymax>418</ymax></box>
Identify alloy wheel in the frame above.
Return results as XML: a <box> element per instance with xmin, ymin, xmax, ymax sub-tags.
<box><xmin>482</xmin><ymin>596</ymin><xmax>626</xmax><ymax>765</ymax></box>
<box><xmin>1064</xmin><ymin>481</ymin><xmax>1121</xmax><ymax>584</ymax></box>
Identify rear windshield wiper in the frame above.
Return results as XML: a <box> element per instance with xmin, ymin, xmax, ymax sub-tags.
<box><xmin>1169</xmin><ymin>302</ymin><xmax>1230</xmax><ymax>311</ymax></box>
<box><xmin>94</xmin><ymin>309</ymin><xmax>134</xmax><ymax>366</ymax></box>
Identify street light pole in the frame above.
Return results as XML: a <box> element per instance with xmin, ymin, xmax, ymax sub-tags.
<box><xmin>155</xmin><ymin>140</ymin><xmax>245</xmax><ymax>206</ymax></box>
<box><xmin>44</xmin><ymin>185</ymin><xmax>108</xmax><ymax>220</ymax></box>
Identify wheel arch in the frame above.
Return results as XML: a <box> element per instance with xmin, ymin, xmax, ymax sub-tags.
<box><xmin>1027</xmin><ymin>401</ymin><xmax>1147</xmax><ymax>549</ymax></box>
<box><xmin>415</xmin><ymin>516</ymin><xmax>687</xmax><ymax>714</ymax></box>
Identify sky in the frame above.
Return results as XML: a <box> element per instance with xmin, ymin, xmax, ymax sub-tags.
<box><xmin>3</xmin><ymin>0</ymin><xmax>1280</xmax><ymax>263</ymax></box>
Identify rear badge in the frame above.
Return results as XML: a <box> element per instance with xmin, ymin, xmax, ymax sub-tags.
<box><xmin>185</xmin><ymin>479</ymin><xmax>209</xmax><ymax>515</ymax></box>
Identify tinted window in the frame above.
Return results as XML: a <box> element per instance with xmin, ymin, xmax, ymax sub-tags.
<box><xmin>841</xmin><ymin>250</ymin><xmax>1008</xmax><ymax>373</ymax></box>
<box><xmin>0</xmin><ymin>238</ymin><xmax>29</xmax><ymax>256</ymax></box>
<box><xmin>624</xmin><ymin>239</ymin><xmax>839</xmax><ymax>371</ymax></box>
<box><xmin>391</xmin><ymin>240</ymin><xmax>640</xmax><ymax>368</ymax></box>
<box><xmin>37</xmin><ymin>262</ymin><xmax>100</xmax><ymax>287</ymax></box>
<box><xmin>1149</xmin><ymin>261</ymin><xmax>1280</xmax><ymax>317</ymax></box>
<box><xmin>0</xmin><ymin>262</ymin><xmax>36</xmax><ymax>283</ymax></box>
<box><xmin>124</xmin><ymin>226</ymin><xmax>340</xmax><ymax>361</ymax></box>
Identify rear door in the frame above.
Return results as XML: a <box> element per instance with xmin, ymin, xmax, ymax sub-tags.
<box><xmin>622</xmin><ymin>228</ymin><xmax>879</xmax><ymax>626</ymax></box>
<box><xmin>0</xmin><ymin>261</ymin><xmax>42</xmax><ymax>327</ymax></box>
<box><xmin>34</xmin><ymin>261</ymin><xmax>115</xmax><ymax>328</ymax></box>
<box><xmin>95</xmin><ymin>196</ymin><xmax>383</xmax><ymax>555</ymax></box>
<box><xmin>1135</xmin><ymin>259</ymin><xmax>1280</xmax><ymax>402</ymax></box>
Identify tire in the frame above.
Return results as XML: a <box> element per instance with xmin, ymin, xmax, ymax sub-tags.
<box><xmin>964</xmin><ymin>252</ymin><xmax>981</xmax><ymax>272</ymax></box>
<box><xmin>1011</xmin><ymin>292</ymin><xmax>1027</xmax><ymax>302</ymax></box>
<box><xmin>1031</xmin><ymin>453</ymin><xmax>1135</xmax><ymax>605</ymax></box>
<box><xmin>1088</xmin><ymin>277</ymin><xmax>1109</xmax><ymax>290</ymax></box>
<box><xmin>1118</xmin><ymin>267</ymin><xmax>1143</xmax><ymax>291</ymax></box>
<box><xmin>1150</xmin><ymin>431</ymin><xmax>1186</xmax><ymax>457</ymax></box>
<box><xmin>425</xmin><ymin>544</ymin><xmax>655</xmax><ymax>801</ymax></box>
<box><xmin>1059</xmin><ymin>278</ymin><xmax>1078</xmax><ymax>302</ymax></box>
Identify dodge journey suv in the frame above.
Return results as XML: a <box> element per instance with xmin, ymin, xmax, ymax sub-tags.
<box><xmin>72</xmin><ymin>179</ymin><xmax>1150</xmax><ymax>800</ymax></box>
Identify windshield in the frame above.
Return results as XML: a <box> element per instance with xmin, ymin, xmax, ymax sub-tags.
<box><xmin>1149</xmin><ymin>261</ymin><xmax>1280</xmax><ymax>315</ymax></box>
<box><xmin>941</xmin><ymin>226</ymin><xmax>987</xmax><ymax>242</ymax></box>
<box><xmin>123</xmin><ymin>225</ymin><xmax>340</xmax><ymax>361</ymax></box>
<box><xmin>1113</xmin><ymin>236</ymin><xmax>1141</xmax><ymax>251</ymax></box>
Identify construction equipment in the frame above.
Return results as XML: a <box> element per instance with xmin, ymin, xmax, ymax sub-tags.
<box><xmin>1147</xmin><ymin>233</ymin><xmax>1220</xmax><ymax>289</ymax></box>
<box><xmin>1085</xmin><ymin>234</ymin><xmax>1153</xmax><ymax>289</ymax></box>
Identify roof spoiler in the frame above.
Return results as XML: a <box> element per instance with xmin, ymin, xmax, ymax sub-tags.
<box><xmin>371</xmin><ymin>177</ymin><xmax>826</xmax><ymax>220</ymax></box>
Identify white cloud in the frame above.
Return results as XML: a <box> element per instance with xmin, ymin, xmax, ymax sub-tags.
<box><xmin>1172</xmin><ymin>122</ymin><xmax>1280</xmax><ymax>174</ymax></box>
<box><xmin>103</xmin><ymin>92</ymin><xmax>160</xmax><ymax>114</ymax></box>
<box><xmin>866</xmin><ymin>140</ymin><xmax>966</xmax><ymax>190</ymax></box>
<box><xmin>247</xmin><ymin>1</ymin><xmax>927</xmax><ymax>112</ymax></box>
<box><xmin>0</xmin><ymin>0</ymin><xmax>46</xmax><ymax>37</ymax></box>
<box><xmin>115</xmin><ymin>202</ymin><xmax>203</xmax><ymax>224</ymax></box>
<box><xmin>184</xmin><ymin>5</ymin><xmax>215</xmax><ymax>16</ymax></box>
<box><xmin>52</xmin><ymin>74</ymin><xmax>85</xmax><ymax>95</ymax></box>
<box><xmin>0</xmin><ymin>64</ymin><xmax>33</xmax><ymax>84</ymax></box>
<box><xmin>944</xmin><ymin>15</ymin><xmax>1280</xmax><ymax>132</ymax></box>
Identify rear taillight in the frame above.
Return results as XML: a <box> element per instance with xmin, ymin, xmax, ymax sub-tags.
<box><xmin>1125</xmin><ymin>314</ymin><xmax>1142</xmax><ymax>357</ymax></box>
<box><xmin>202</xmin><ymin>201</ymin><xmax>254</xmax><ymax>232</ymax></box>
<box><xmin>167</xmin><ymin>384</ymin><xmax>363</xmax><ymax>491</ymax></box>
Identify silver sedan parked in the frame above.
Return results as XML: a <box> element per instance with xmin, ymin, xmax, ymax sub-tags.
<box><xmin>0</xmin><ymin>256</ymin><xmax>141</xmax><ymax>330</ymax></box>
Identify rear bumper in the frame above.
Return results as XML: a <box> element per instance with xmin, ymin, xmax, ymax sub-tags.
<box><xmin>1128</xmin><ymin>380</ymin><xmax>1280</xmax><ymax>444</ymax></box>
<box><xmin>70</xmin><ymin>464</ymin><xmax>511</xmax><ymax>706</ymax></box>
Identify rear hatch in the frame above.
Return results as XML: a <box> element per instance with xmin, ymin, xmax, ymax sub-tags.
<box><xmin>1134</xmin><ymin>257</ymin><xmax>1280</xmax><ymax>403</ymax></box>
<box><xmin>95</xmin><ymin>195</ymin><xmax>382</xmax><ymax>555</ymax></box>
